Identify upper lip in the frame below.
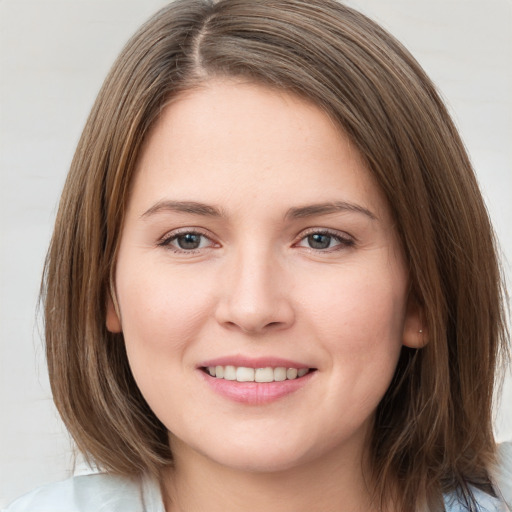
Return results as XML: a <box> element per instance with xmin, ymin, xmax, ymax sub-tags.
<box><xmin>199</xmin><ymin>356</ymin><xmax>314</xmax><ymax>369</ymax></box>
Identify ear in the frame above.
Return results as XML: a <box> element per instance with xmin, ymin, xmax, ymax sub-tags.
<box><xmin>106</xmin><ymin>293</ymin><xmax>122</xmax><ymax>333</ymax></box>
<box><xmin>402</xmin><ymin>294</ymin><xmax>428</xmax><ymax>349</ymax></box>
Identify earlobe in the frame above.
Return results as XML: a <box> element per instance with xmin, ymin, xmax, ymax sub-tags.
<box><xmin>402</xmin><ymin>294</ymin><xmax>428</xmax><ymax>348</ymax></box>
<box><xmin>106</xmin><ymin>294</ymin><xmax>122</xmax><ymax>333</ymax></box>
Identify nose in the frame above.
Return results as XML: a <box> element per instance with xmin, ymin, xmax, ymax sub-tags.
<box><xmin>214</xmin><ymin>244</ymin><xmax>295</xmax><ymax>335</ymax></box>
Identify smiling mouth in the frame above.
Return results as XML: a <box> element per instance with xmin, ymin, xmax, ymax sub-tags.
<box><xmin>202</xmin><ymin>366</ymin><xmax>316</xmax><ymax>383</ymax></box>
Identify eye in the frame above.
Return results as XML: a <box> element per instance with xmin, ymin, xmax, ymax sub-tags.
<box><xmin>296</xmin><ymin>230</ymin><xmax>354</xmax><ymax>251</ymax></box>
<box><xmin>158</xmin><ymin>230</ymin><xmax>216</xmax><ymax>252</ymax></box>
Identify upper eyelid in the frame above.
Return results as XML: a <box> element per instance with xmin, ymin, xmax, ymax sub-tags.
<box><xmin>156</xmin><ymin>226</ymin><xmax>355</xmax><ymax>247</ymax></box>
<box><xmin>158</xmin><ymin>227</ymin><xmax>213</xmax><ymax>242</ymax></box>
<box><xmin>293</xmin><ymin>228</ymin><xmax>357</xmax><ymax>252</ymax></box>
<box><xmin>295</xmin><ymin>227</ymin><xmax>355</xmax><ymax>241</ymax></box>
<box><xmin>157</xmin><ymin>229</ymin><xmax>219</xmax><ymax>251</ymax></box>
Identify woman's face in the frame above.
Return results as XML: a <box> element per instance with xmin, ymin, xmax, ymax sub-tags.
<box><xmin>108</xmin><ymin>79</ymin><xmax>422</xmax><ymax>473</ymax></box>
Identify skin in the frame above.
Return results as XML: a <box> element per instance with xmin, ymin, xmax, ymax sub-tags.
<box><xmin>107</xmin><ymin>79</ymin><xmax>424</xmax><ymax>512</ymax></box>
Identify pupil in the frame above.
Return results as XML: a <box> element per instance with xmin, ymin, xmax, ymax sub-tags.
<box><xmin>178</xmin><ymin>233</ymin><xmax>201</xmax><ymax>250</ymax></box>
<box><xmin>308</xmin><ymin>234</ymin><xmax>331</xmax><ymax>249</ymax></box>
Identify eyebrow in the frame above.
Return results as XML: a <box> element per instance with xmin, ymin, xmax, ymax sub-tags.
<box><xmin>140</xmin><ymin>199</ymin><xmax>377</xmax><ymax>221</ymax></box>
<box><xmin>285</xmin><ymin>201</ymin><xmax>377</xmax><ymax>221</ymax></box>
<box><xmin>141</xmin><ymin>200</ymin><xmax>224</xmax><ymax>219</ymax></box>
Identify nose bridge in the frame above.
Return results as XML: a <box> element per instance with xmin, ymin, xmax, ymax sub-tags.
<box><xmin>216</xmin><ymin>240</ymin><xmax>294</xmax><ymax>333</ymax></box>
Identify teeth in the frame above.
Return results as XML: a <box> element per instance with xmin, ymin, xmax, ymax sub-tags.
<box><xmin>205</xmin><ymin>365</ymin><xmax>310</xmax><ymax>382</ymax></box>
<box><xmin>255</xmin><ymin>367</ymin><xmax>274</xmax><ymax>383</ymax></box>
<box><xmin>274</xmin><ymin>367</ymin><xmax>287</xmax><ymax>381</ymax></box>
<box><xmin>236</xmin><ymin>367</ymin><xmax>255</xmax><ymax>382</ymax></box>
<box><xmin>224</xmin><ymin>365</ymin><xmax>236</xmax><ymax>381</ymax></box>
<box><xmin>286</xmin><ymin>368</ymin><xmax>298</xmax><ymax>380</ymax></box>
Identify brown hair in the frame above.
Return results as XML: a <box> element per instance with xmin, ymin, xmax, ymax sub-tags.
<box><xmin>42</xmin><ymin>0</ymin><xmax>509</xmax><ymax>509</ymax></box>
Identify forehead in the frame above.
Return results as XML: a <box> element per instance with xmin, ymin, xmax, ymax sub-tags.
<box><xmin>130</xmin><ymin>79</ymin><xmax>390</xmax><ymax>222</ymax></box>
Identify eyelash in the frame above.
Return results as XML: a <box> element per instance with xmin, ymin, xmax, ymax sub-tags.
<box><xmin>157</xmin><ymin>228</ymin><xmax>216</xmax><ymax>254</ymax></box>
<box><xmin>294</xmin><ymin>228</ymin><xmax>355</xmax><ymax>252</ymax></box>
<box><xmin>157</xmin><ymin>228</ymin><xmax>355</xmax><ymax>254</ymax></box>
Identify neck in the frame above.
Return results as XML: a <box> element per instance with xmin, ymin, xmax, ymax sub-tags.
<box><xmin>160</xmin><ymin>436</ymin><xmax>382</xmax><ymax>512</ymax></box>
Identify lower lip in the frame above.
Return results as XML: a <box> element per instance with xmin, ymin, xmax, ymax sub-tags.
<box><xmin>199</xmin><ymin>370</ymin><xmax>315</xmax><ymax>405</ymax></box>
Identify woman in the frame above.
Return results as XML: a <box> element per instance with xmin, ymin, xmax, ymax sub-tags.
<box><xmin>4</xmin><ymin>0</ymin><xmax>511</xmax><ymax>510</ymax></box>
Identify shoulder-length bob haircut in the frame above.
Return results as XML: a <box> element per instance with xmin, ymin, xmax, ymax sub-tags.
<box><xmin>43</xmin><ymin>0</ymin><xmax>508</xmax><ymax>510</ymax></box>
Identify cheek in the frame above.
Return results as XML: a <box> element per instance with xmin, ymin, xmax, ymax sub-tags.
<box><xmin>114</xmin><ymin>263</ymin><xmax>219</xmax><ymax>418</ymax></box>
<box><xmin>299</xmin><ymin>261</ymin><xmax>407</xmax><ymax>390</ymax></box>
<box><xmin>305</xmin><ymin>267</ymin><xmax>406</xmax><ymax>338</ymax></box>
<box><xmin>115</xmin><ymin>261</ymin><xmax>218</xmax><ymax>360</ymax></box>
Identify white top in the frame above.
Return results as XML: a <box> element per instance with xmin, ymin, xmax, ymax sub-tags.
<box><xmin>2</xmin><ymin>473</ymin><xmax>164</xmax><ymax>512</ymax></box>
<box><xmin>4</xmin><ymin>443</ymin><xmax>511</xmax><ymax>511</ymax></box>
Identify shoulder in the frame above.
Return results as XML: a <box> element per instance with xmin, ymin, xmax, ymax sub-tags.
<box><xmin>2</xmin><ymin>472</ymin><xmax>164</xmax><ymax>512</ymax></box>
<box><xmin>443</xmin><ymin>441</ymin><xmax>512</xmax><ymax>512</ymax></box>
<box><xmin>493</xmin><ymin>441</ymin><xmax>512</xmax><ymax>509</ymax></box>
<box><xmin>443</xmin><ymin>487</ymin><xmax>509</xmax><ymax>512</ymax></box>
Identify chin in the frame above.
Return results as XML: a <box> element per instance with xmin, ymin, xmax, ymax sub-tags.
<box><xmin>205</xmin><ymin>446</ymin><xmax>311</xmax><ymax>474</ymax></box>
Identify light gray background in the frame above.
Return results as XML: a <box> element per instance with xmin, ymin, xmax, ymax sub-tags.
<box><xmin>1</xmin><ymin>0</ymin><xmax>511</xmax><ymax>506</ymax></box>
